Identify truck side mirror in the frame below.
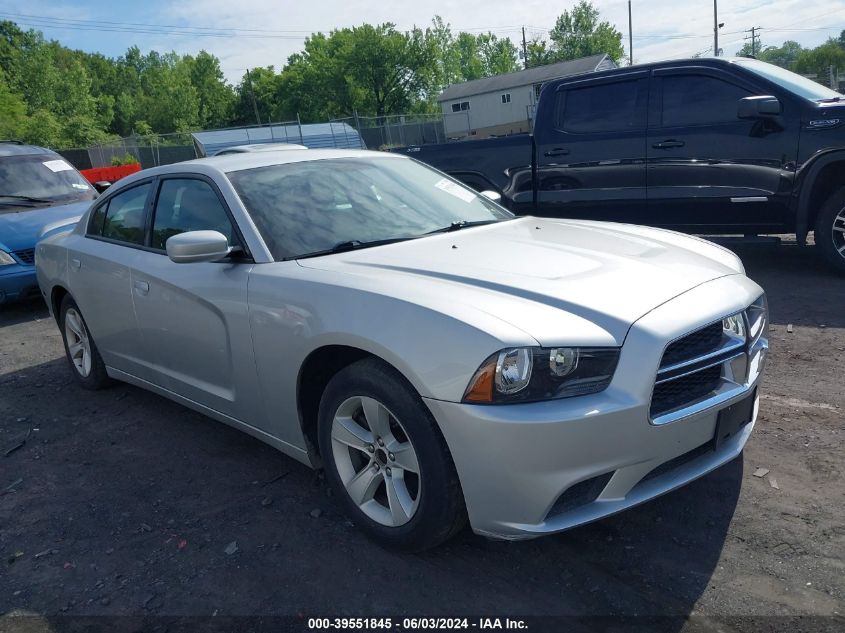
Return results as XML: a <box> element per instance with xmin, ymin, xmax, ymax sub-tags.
<box><xmin>738</xmin><ymin>96</ymin><xmax>782</xmax><ymax>119</ymax></box>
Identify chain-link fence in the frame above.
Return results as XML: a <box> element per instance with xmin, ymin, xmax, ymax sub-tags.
<box><xmin>334</xmin><ymin>114</ymin><xmax>451</xmax><ymax>149</ymax></box>
<box><xmin>84</xmin><ymin>132</ymin><xmax>197</xmax><ymax>170</ymax></box>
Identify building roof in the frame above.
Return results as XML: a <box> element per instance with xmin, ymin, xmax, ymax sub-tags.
<box><xmin>437</xmin><ymin>54</ymin><xmax>612</xmax><ymax>102</ymax></box>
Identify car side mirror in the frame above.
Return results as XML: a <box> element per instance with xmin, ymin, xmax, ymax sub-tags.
<box><xmin>480</xmin><ymin>190</ymin><xmax>502</xmax><ymax>202</ymax></box>
<box><xmin>93</xmin><ymin>181</ymin><xmax>112</xmax><ymax>193</ymax></box>
<box><xmin>166</xmin><ymin>230</ymin><xmax>232</xmax><ymax>264</ymax></box>
<box><xmin>738</xmin><ymin>96</ymin><xmax>782</xmax><ymax>119</ymax></box>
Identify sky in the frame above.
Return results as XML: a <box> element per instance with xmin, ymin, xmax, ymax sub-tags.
<box><xmin>2</xmin><ymin>0</ymin><xmax>844</xmax><ymax>83</ymax></box>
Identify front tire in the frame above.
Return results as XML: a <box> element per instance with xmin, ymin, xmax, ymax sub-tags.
<box><xmin>814</xmin><ymin>186</ymin><xmax>845</xmax><ymax>274</ymax></box>
<box><xmin>317</xmin><ymin>358</ymin><xmax>466</xmax><ymax>551</ymax></box>
<box><xmin>59</xmin><ymin>295</ymin><xmax>111</xmax><ymax>390</ymax></box>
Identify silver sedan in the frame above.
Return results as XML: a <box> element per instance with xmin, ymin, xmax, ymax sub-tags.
<box><xmin>36</xmin><ymin>150</ymin><xmax>768</xmax><ymax>550</ymax></box>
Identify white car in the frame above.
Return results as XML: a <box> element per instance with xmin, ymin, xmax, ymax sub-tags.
<box><xmin>36</xmin><ymin>149</ymin><xmax>768</xmax><ymax>551</ymax></box>
<box><xmin>212</xmin><ymin>142</ymin><xmax>307</xmax><ymax>156</ymax></box>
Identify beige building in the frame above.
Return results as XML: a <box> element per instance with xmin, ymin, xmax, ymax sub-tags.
<box><xmin>437</xmin><ymin>54</ymin><xmax>616</xmax><ymax>139</ymax></box>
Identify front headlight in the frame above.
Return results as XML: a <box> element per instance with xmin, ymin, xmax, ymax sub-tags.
<box><xmin>0</xmin><ymin>251</ymin><xmax>17</xmax><ymax>266</ymax></box>
<box><xmin>463</xmin><ymin>346</ymin><xmax>620</xmax><ymax>404</ymax></box>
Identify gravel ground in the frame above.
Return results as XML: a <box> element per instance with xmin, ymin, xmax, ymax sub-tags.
<box><xmin>0</xmin><ymin>241</ymin><xmax>843</xmax><ymax>632</ymax></box>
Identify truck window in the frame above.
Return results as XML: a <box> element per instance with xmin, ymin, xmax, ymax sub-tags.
<box><xmin>661</xmin><ymin>74</ymin><xmax>751</xmax><ymax>127</ymax></box>
<box><xmin>556</xmin><ymin>79</ymin><xmax>644</xmax><ymax>134</ymax></box>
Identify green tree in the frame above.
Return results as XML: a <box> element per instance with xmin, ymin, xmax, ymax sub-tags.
<box><xmin>476</xmin><ymin>33</ymin><xmax>519</xmax><ymax>76</ymax></box>
<box><xmin>548</xmin><ymin>0</ymin><xmax>625</xmax><ymax>63</ymax></box>
<box><xmin>452</xmin><ymin>32</ymin><xmax>484</xmax><ymax>81</ymax></box>
<box><xmin>526</xmin><ymin>35</ymin><xmax>555</xmax><ymax>67</ymax></box>
<box><xmin>795</xmin><ymin>39</ymin><xmax>845</xmax><ymax>86</ymax></box>
<box><xmin>0</xmin><ymin>69</ymin><xmax>28</xmax><ymax>139</ymax></box>
<box><xmin>426</xmin><ymin>16</ymin><xmax>460</xmax><ymax>90</ymax></box>
<box><xmin>186</xmin><ymin>50</ymin><xmax>235</xmax><ymax>128</ymax></box>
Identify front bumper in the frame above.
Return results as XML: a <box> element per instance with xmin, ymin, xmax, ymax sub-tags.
<box><xmin>0</xmin><ymin>266</ymin><xmax>38</xmax><ymax>304</ymax></box>
<box><xmin>425</xmin><ymin>274</ymin><xmax>766</xmax><ymax>540</ymax></box>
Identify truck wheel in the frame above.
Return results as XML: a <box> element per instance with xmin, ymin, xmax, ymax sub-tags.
<box><xmin>59</xmin><ymin>295</ymin><xmax>112</xmax><ymax>390</ymax></box>
<box><xmin>815</xmin><ymin>186</ymin><xmax>845</xmax><ymax>274</ymax></box>
<box><xmin>317</xmin><ymin>358</ymin><xmax>466</xmax><ymax>551</ymax></box>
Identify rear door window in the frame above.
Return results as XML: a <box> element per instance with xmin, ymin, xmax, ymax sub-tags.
<box><xmin>92</xmin><ymin>183</ymin><xmax>151</xmax><ymax>245</ymax></box>
<box><xmin>557</xmin><ymin>79</ymin><xmax>646</xmax><ymax>133</ymax></box>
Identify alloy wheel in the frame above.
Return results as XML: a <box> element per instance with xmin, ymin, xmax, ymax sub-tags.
<box><xmin>832</xmin><ymin>206</ymin><xmax>845</xmax><ymax>260</ymax></box>
<box><xmin>64</xmin><ymin>308</ymin><xmax>92</xmax><ymax>378</ymax></box>
<box><xmin>330</xmin><ymin>395</ymin><xmax>421</xmax><ymax>527</ymax></box>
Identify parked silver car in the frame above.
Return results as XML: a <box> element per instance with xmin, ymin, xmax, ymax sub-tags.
<box><xmin>36</xmin><ymin>149</ymin><xmax>768</xmax><ymax>550</ymax></box>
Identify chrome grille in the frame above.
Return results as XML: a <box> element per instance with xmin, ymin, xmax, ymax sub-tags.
<box><xmin>661</xmin><ymin>321</ymin><xmax>723</xmax><ymax>367</ymax></box>
<box><xmin>13</xmin><ymin>248</ymin><xmax>35</xmax><ymax>265</ymax></box>
<box><xmin>651</xmin><ymin>364</ymin><xmax>722</xmax><ymax>417</ymax></box>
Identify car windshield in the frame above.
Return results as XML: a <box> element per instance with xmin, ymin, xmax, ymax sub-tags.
<box><xmin>227</xmin><ymin>156</ymin><xmax>513</xmax><ymax>260</ymax></box>
<box><xmin>734</xmin><ymin>58</ymin><xmax>843</xmax><ymax>101</ymax></box>
<box><xmin>0</xmin><ymin>154</ymin><xmax>95</xmax><ymax>212</ymax></box>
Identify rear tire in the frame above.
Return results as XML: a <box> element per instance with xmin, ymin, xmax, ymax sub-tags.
<box><xmin>317</xmin><ymin>358</ymin><xmax>466</xmax><ymax>552</ymax></box>
<box><xmin>59</xmin><ymin>295</ymin><xmax>111</xmax><ymax>390</ymax></box>
<box><xmin>814</xmin><ymin>186</ymin><xmax>845</xmax><ymax>274</ymax></box>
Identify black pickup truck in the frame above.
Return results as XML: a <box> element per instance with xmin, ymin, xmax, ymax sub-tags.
<box><xmin>397</xmin><ymin>57</ymin><xmax>845</xmax><ymax>273</ymax></box>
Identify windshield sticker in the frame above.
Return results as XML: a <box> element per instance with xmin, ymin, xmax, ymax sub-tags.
<box><xmin>72</xmin><ymin>183</ymin><xmax>90</xmax><ymax>190</ymax></box>
<box><xmin>435</xmin><ymin>178</ymin><xmax>477</xmax><ymax>204</ymax></box>
<box><xmin>42</xmin><ymin>159</ymin><xmax>75</xmax><ymax>173</ymax></box>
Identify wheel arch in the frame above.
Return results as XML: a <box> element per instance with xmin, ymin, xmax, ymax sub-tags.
<box><xmin>296</xmin><ymin>344</ymin><xmax>425</xmax><ymax>466</ymax></box>
<box><xmin>50</xmin><ymin>284</ymin><xmax>70</xmax><ymax>324</ymax></box>
<box><xmin>796</xmin><ymin>151</ymin><xmax>845</xmax><ymax>244</ymax></box>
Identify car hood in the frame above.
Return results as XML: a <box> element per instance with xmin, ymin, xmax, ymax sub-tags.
<box><xmin>297</xmin><ymin>217</ymin><xmax>744</xmax><ymax>346</ymax></box>
<box><xmin>0</xmin><ymin>200</ymin><xmax>90</xmax><ymax>252</ymax></box>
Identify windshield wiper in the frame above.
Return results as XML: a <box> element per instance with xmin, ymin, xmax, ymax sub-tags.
<box><xmin>423</xmin><ymin>219</ymin><xmax>501</xmax><ymax>235</ymax></box>
<box><xmin>0</xmin><ymin>194</ymin><xmax>55</xmax><ymax>204</ymax></box>
<box><xmin>290</xmin><ymin>237</ymin><xmax>414</xmax><ymax>260</ymax></box>
<box><xmin>817</xmin><ymin>96</ymin><xmax>843</xmax><ymax>103</ymax></box>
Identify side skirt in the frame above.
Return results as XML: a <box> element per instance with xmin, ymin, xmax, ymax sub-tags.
<box><xmin>106</xmin><ymin>366</ymin><xmax>313</xmax><ymax>468</ymax></box>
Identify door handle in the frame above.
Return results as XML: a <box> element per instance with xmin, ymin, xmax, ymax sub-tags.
<box><xmin>133</xmin><ymin>280</ymin><xmax>150</xmax><ymax>296</ymax></box>
<box><xmin>544</xmin><ymin>147</ymin><xmax>570</xmax><ymax>157</ymax></box>
<box><xmin>652</xmin><ymin>140</ymin><xmax>685</xmax><ymax>149</ymax></box>
<box><xmin>70</xmin><ymin>258</ymin><xmax>81</xmax><ymax>270</ymax></box>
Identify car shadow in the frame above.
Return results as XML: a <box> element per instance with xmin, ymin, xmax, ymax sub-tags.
<box><xmin>2</xmin><ymin>355</ymin><xmax>742</xmax><ymax>626</ymax></box>
<box><xmin>0</xmin><ymin>297</ymin><xmax>50</xmax><ymax>326</ymax></box>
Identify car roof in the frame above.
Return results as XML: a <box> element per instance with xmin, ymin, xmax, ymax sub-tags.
<box><xmin>0</xmin><ymin>141</ymin><xmax>59</xmax><ymax>158</ymax></box>
<box><xmin>214</xmin><ymin>143</ymin><xmax>308</xmax><ymax>155</ymax></box>
<box><xmin>113</xmin><ymin>149</ymin><xmax>404</xmax><ymax>189</ymax></box>
<box><xmin>554</xmin><ymin>56</ymin><xmax>756</xmax><ymax>83</ymax></box>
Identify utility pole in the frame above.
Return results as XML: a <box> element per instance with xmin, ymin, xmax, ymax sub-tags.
<box><xmin>744</xmin><ymin>26</ymin><xmax>762</xmax><ymax>56</ymax></box>
<box><xmin>522</xmin><ymin>27</ymin><xmax>528</xmax><ymax>69</ymax></box>
<box><xmin>628</xmin><ymin>1</ymin><xmax>633</xmax><ymax>66</ymax></box>
<box><xmin>713</xmin><ymin>0</ymin><xmax>719</xmax><ymax>57</ymax></box>
<box><xmin>245</xmin><ymin>68</ymin><xmax>261</xmax><ymax>126</ymax></box>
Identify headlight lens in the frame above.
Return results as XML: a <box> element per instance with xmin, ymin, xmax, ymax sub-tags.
<box><xmin>722</xmin><ymin>313</ymin><xmax>746</xmax><ymax>340</ymax></box>
<box><xmin>495</xmin><ymin>347</ymin><xmax>532</xmax><ymax>394</ymax></box>
<box><xmin>0</xmin><ymin>251</ymin><xmax>17</xmax><ymax>266</ymax></box>
<box><xmin>746</xmin><ymin>294</ymin><xmax>768</xmax><ymax>346</ymax></box>
<box><xmin>464</xmin><ymin>346</ymin><xmax>620</xmax><ymax>404</ymax></box>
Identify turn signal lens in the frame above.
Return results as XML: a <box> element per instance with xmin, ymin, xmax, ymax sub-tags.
<box><xmin>463</xmin><ymin>359</ymin><xmax>495</xmax><ymax>402</ymax></box>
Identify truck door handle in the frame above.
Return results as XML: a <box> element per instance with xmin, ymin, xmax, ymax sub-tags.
<box><xmin>133</xmin><ymin>280</ymin><xmax>150</xmax><ymax>296</ymax></box>
<box><xmin>652</xmin><ymin>140</ymin><xmax>685</xmax><ymax>149</ymax></box>
<box><xmin>70</xmin><ymin>258</ymin><xmax>81</xmax><ymax>270</ymax></box>
<box><xmin>544</xmin><ymin>148</ymin><xmax>570</xmax><ymax>157</ymax></box>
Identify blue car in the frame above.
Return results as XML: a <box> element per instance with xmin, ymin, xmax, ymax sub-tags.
<box><xmin>0</xmin><ymin>142</ymin><xmax>97</xmax><ymax>304</ymax></box>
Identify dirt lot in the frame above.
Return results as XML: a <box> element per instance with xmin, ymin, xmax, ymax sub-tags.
<box><xmin>0</xmin><ymin>241</ymin><xmax>843</xmax><ymax>632</ymax></box>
